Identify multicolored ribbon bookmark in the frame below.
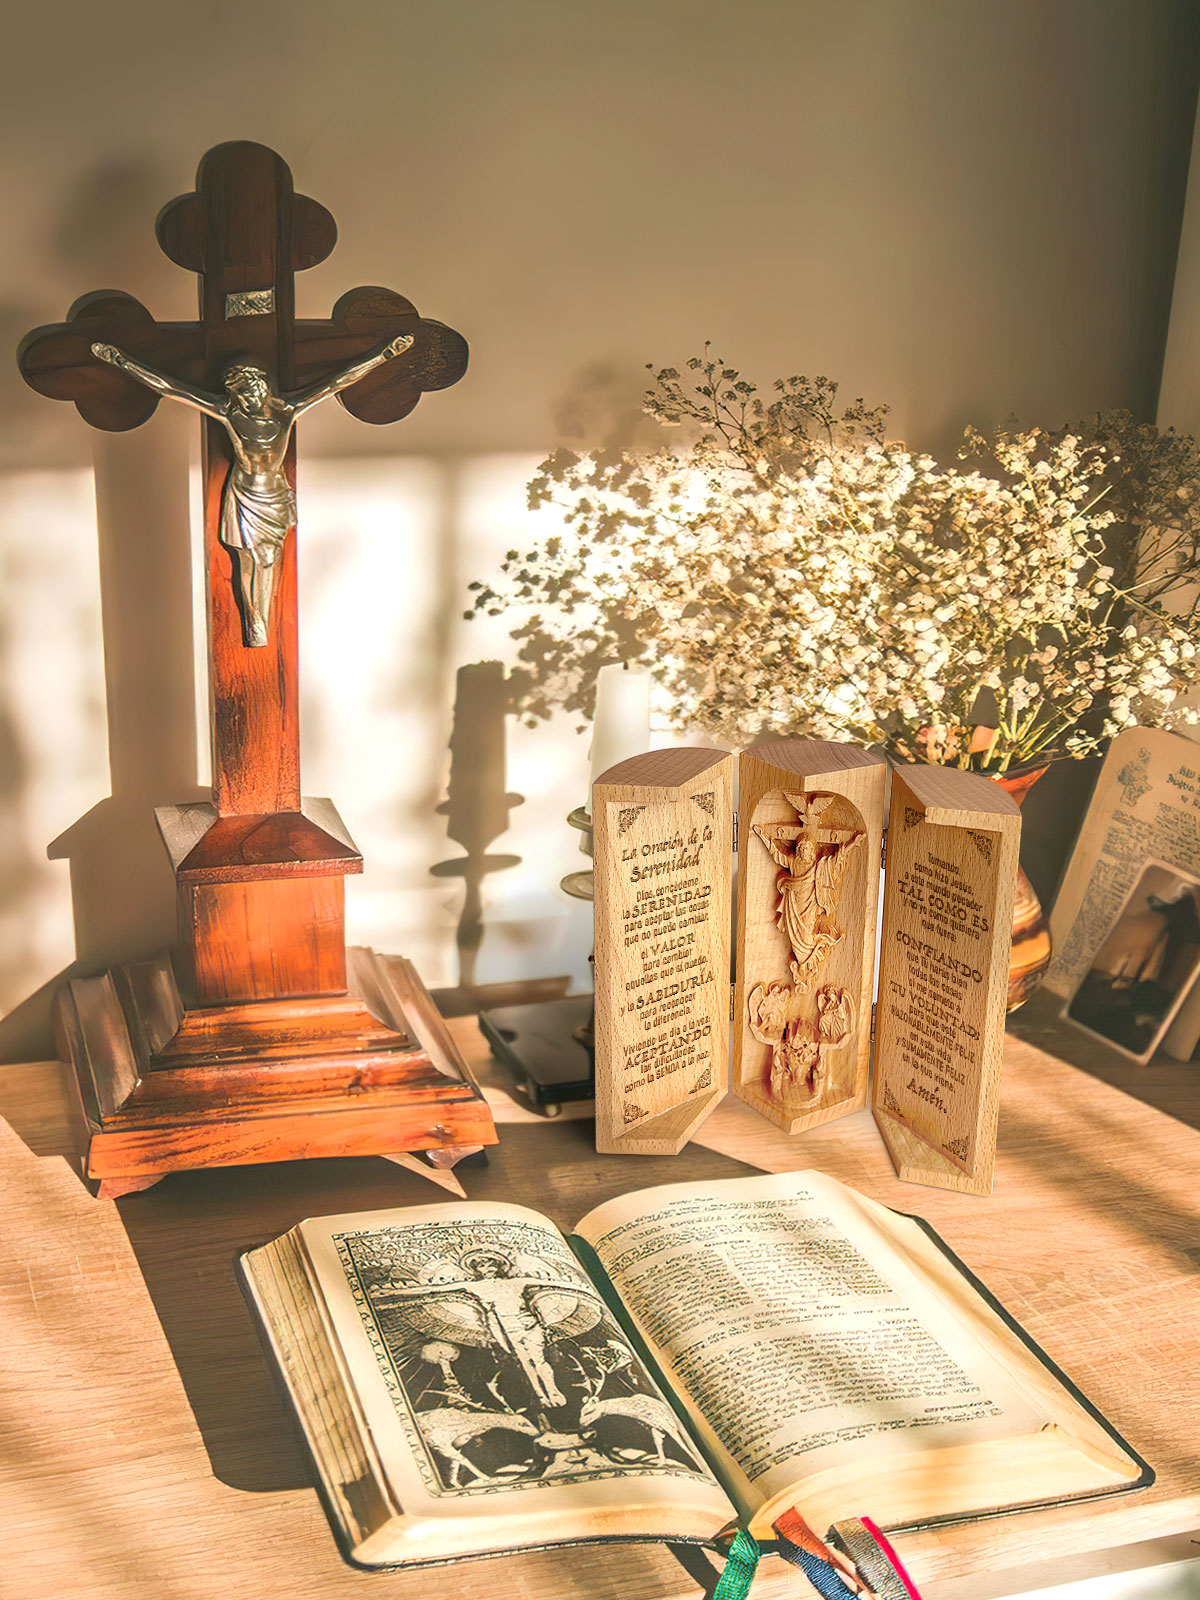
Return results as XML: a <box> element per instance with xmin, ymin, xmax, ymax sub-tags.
<box><xmin>705</xmin><ymin>1511</ymin><xmax>923</xmax><ymax>1600</ymax></box>
<box><xmin>828</xmin><ymin>1517</ymin><xmax>925</xmax><ymax>1600</ymax></box>
<box><xmin>712</xmin><ymin>1527</ymin><xmax>762</xmax><ymax>1599</ymax></box>
<box><xmin>773</xmin><ymin>1510</ymin><xmax>863</xmax><ymax>1598</ymax></box>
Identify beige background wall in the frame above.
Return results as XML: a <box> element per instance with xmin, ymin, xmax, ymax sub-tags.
<box><xmin>1</xmin><ymin>0</ymin><xmax>1197</xmax><ymax>1055</ymax></box>
<box><xmin>1158</xmin><ymin>74</ymin><xmax>1200</xmax><ymax>436</ymax></box>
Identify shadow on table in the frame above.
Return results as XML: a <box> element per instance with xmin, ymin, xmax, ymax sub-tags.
<box><xmin>1008</xmin><ymin>989</ymin><xmax>1200</xmax><ymax>1135</ymax></box>
<box><xmin>668</xmin><ymin>1542</ymin><xmax>725</xmax><ymax>1596</ymax></box>
<box><xmin>114</xmin><ymin>1118</ymin><xmax>762</xmax><ymax>1493</ymax></box>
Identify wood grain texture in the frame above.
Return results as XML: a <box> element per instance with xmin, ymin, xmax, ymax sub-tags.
<box><xmin>732</xmin><ymin>741</ymin><xmax>886</xmax><ymax>1135</ymax></box>
<box><xmin>872</xmin><ymin>764</ymin><xmax>1021</xmax><ymax>1197</ymax></box>
<box><xmin>307</xmin><ymin>286</ymin><xmax>468</xmax><ymax>424</ymax></box>
<box><xmin>55</xmin><ymin>949</ymin><xmax>497</xmax><ymax>1189</ymax></box>
<box><xmin>181</xmin><ymin>877</ymin><xmax>347</xmax><ymax>1004</ymax></box>
<box><xmin>17</xmin><ymin>295</ymin><xmax>206</xmax><ymax>429</ymax></box>
<box><xmin>205</xmin><ymin>437</ymin><xmax>301</xmax><ymax>817</ymax></box>
<box><xmin>190</xmin><ymin>143</ymin><xmax>302</xmax><ymax>815</ymax></box>
<box><xmin>592</xmin><ymin>749</ymin><xmax>733</xmax><ymax>1155</ymax></box>
<box><xmin>0</xmin><ymin>1019</ymin><xmax>1197</xmax><ymax>1599</ymax></box>
<box><xmin>156</xmin><ymin>797</ymin><xmax>362</xmax><ymax>883</ymax></box>
<box><xmin>84</xmin><ymin>1096</ymin><xmax>496</xmax><ymax>1182</ymax></box>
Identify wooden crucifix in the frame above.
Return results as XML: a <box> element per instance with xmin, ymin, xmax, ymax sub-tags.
<box><xmin>20</xmin><ymin>142</ymin><xmax>496</xmax><ymax>1196</ymax></box>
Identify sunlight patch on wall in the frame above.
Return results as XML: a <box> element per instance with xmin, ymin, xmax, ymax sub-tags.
<box><xmin>451</xmin><ymin>453</ymin><xmax>593</xmax><ymax>989</ymax></box>
<box><xmin>293</xmin><ymin>456</ymin><xmax>449</xmax><ymax>974</ymax></box>
<box><xmin>292</xmin><ymin>452</ymin><xmax>593</xmax><ymax>990</ymax></box>
<box><xmin>1</xmin><ymin>450</ymin><xmax>597</xmax><ymax>1025</ymax></box>
<box><xmin>0</xmin><ymin>471</ymin><xmax>107</xmax><ymax>1014</ymax></box>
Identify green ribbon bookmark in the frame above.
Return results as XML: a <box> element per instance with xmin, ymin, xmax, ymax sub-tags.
<box><xmin>712</xmin><ymin>1528</ymin><xmax>761</xmax><ymax>1599</ymax></box>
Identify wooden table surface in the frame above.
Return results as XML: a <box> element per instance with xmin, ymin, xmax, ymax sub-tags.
<box><xmin>0</xmin><ymin>1003</ymin><xmax>1197</xmax><ymax>1600</ymax></box>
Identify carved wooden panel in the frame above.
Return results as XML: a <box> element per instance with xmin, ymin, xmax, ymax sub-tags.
<box><xmin>872</xmin><ymin>764</ymin><xmax>1021</xmax><ymax>1197</ymax></box>
<box><xmin>593</xmin><ymin>748</ymin><xmax>733</xmax><ymax>1155</ymax></box>
<box><xmin>732</xmin><ymin>740</ymin><xmax>886</xmax><ymax>1135</ymax></box>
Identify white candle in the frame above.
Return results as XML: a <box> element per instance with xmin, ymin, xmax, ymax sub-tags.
<box><xmin>589</xmin><ymin>663</ymin><xmax>651</xmax><ymax>801</ymax></box>
<box><xmin>872</xmin><ymin>863</ymin><xmax>886</xmax><ymax>1002</ymax></box>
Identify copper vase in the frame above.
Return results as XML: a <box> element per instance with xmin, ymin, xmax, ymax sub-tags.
<box><xmin>992</xmin><ymin>765</ymin><xmax>1053</xmax><ymax>1012</ymax></box>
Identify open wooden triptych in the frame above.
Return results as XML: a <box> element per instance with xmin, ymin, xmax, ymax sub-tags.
<box><xmin>592</xmin><ymin>741</ymin><xmax>1021</xmax><ymax>1195</ymax></box>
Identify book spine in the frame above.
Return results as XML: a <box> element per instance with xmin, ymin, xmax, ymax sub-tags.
<box><xmin>566</xmin><ymin>1233</ymin><xmax>745</xmax><ymax>1515</ymax></box>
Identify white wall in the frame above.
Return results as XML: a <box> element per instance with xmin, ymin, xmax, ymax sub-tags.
<box><xmin>1</xmin><ymin>0</ymin><xmax>1197</xmax><ymax>1054</ymax></box>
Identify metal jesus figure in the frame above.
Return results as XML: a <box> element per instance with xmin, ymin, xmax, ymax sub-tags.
<box><xmin>90</xmin><ymin>333</ymin><xmax>414</xmax><ymax>646</ymax></box>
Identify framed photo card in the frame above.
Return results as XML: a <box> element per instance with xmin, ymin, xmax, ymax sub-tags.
<box><xmin>1065</xmin><ymin>858</ymin><xmax>1200</xmax><ymax>1064</ymax></box>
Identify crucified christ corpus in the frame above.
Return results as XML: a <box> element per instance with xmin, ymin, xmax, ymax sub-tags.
<box><xmin>90</xmin><ymin>333</ymin><xmax>414</xmax><ymax>647</ymax></box>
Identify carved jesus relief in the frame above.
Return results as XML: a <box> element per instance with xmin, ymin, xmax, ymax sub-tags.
<box><xmin>752</xmin><ymin>793</ymin><xmax>864</xmax><ymax>990</ymax></box>
<box><xmin>746</xmin><ymin>790</ymin><xmax>866</xmax><ymax>1105</ymax></box>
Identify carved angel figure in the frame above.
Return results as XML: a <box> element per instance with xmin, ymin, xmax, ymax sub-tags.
<box><xmin>752</xmin><ymin>793</ymin><xmax>864</xmax><ymax>990</ymax></box>
<box><xmin>747</xmin><ymin>981</ymin><xmax>855</xmax><ymax>1102</ymax></box>
<box><xmin>817</xmin><ymin>985</ymin><xmax>854</xmax><ymax>1046</ymax></box>
<box><xmin>90</xmin><ymin>332</ymin><xmax>414</xmax><ymax>647</ymax></box>
<box><xmin>746</xmin><ymin>980</ymin><xmax>791</xmax><ymax>1049</ymax></box>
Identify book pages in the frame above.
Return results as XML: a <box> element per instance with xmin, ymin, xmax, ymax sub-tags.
<box><xmin>575</xmin><ymin>1173</ymin><xmax>1045</xmax><ymax>1522</ymax></box>
<box><xmin>293</xmin><ymin>1201</ymin><xmax>730</xmax><ymax>1550</ymax></box>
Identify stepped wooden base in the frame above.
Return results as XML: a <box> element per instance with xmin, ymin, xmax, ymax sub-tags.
<box><xmin>55</xmin><ymin>945</ymin><xmax>497</xmax><ymax>1196</ymax></box>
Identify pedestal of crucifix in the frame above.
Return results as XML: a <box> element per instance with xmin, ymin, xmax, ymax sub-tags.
<box><xmin>19</xmin><ymin>141</ymin><xmax>497</xmax><ymax>1197</ymax></box>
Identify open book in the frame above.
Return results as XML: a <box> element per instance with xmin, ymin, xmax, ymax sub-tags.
<box><xmin>241</xmin><ymin>1171</ymin><xmax>1150</xmax><ymax>1568</ymax></box>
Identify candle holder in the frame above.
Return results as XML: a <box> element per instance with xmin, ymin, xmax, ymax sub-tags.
<box><xmin>478</xmin><ymin>805</ymin><xmax>596</xmax><ymax>1115</ymax></box>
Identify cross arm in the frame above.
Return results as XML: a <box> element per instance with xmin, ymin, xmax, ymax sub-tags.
<box><xmin>18</xmin><ymin>291</ymin><xmax>206</xmax><ymax>432</ymax></box>
<box><xmin>92</xmin><ymin>343</ymin><xmax>226</xmax><ymax>420</ymax></box>
<box><xmin>288</xmin><ymin>331</ymin><xmax>415</xmax><ymax>415</ymax></box>
<box><xmin>754</xmin><ymin>823</ymin><xmax>805</xmax><ymax>842</ymax></box>
<box><xmin>293</xmin><ymin>286</ymin><xmax>468</xmax><ymax>426</ymax></box>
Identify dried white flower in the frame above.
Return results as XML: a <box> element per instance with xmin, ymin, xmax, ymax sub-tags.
<box><xmin>472</xmin><ymin>356</ymin><xmax>1200</xmax><ymax>771</ymax></box>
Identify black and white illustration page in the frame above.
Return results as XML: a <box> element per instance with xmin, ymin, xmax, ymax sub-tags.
<box><xmin>297</xmin><ymin>1201</ymin><xmax>731</xmax><ymax>1545</ymax></box>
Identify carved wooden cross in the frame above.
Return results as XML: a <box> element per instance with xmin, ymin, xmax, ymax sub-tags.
<box><xmin>20</xmin><ymin>140</ymin><xmax>467</xmax><ymax>820</ymax></box>
<box><xmin>18</xmin><ymin>143</ymin><xmax>493</xmax><ymax>1197</ymax></box>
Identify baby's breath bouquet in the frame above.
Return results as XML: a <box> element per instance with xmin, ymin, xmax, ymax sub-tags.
<box><xmin>468</xmin><ymin>353</ymin><xmax>1200</xmax><ymax>773</ymax></box>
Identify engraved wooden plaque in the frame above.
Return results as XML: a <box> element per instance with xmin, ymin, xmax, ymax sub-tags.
<box><xmin>593</xmin><ymin>748</ymin><xmax>733</xmax><ymax>1154</ymax></box>
<box><xmin>872</xmin><ymin>764</ymin><xmax>1021</xmax><ymax>1197</ymax></box>
<box><xmin>732</xmin><ymin>740</ymin><xmax>886</xmax><ymax>1135</ymax></box>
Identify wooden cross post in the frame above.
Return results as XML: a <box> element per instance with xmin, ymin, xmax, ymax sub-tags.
<box><xmin>20</xmin><ymin>142</ymin><xmax>496</xmax><ymax>1196</ymax></box>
